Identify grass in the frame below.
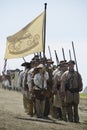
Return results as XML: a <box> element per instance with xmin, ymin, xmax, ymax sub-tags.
<box><xmin>80</xmin><ymin>93</ymin><xmax>87</xmax><ymax>98</ymax></box>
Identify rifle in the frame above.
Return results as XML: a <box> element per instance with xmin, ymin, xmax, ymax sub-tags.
<box><xmin>2</xmin><ymin>59</ymin><xmax>7</xmax><ymax>74</ymax></box>
<box><xmin>54</xmin><ymin>50</ymin><xmax>59</xmax><ymax>65</ymax></box>
<box><xmin>48</xmin><ymin>45</ymin><xmax>52</xmax><ymax>60</ymax></box>
<box><xmin>39</xmin><ymin>52</ymin><xmax>42</xmax><ymax>59</ymax></box>
<box><xmin>23</xmin><ymin>57</ymin><xmax>26</xmax><ymax>62</ymax></box>
<box><xmin>69</xmin><ymin>49</ymin><xmax>72</xmax><ymax>60</ymax></box>
<box><xmin>72</xmin><ymin>41</ymin><xmax>78</xmax><ymax>72</ymax></box>
<box><xmin>62</xmin><ymin>48</ymin><xmax>66</xmax><ymax>61</ymax></box>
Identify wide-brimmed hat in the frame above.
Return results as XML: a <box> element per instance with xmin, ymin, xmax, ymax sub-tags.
<box><xmin>28</xmin><ymin>67</ymin><xmax>35</xmax><ymax>73</ymax></box>
<box><xmin>58</xmin><ymin>60</ymin><xmax>68</xmax><ymax>66</ymax></box>
<box><xmin>21</xmin><ymin>62</ymin><xmax>31</xmax><ymax>68</ymax></box>
<box><xmin>68</xmin><ymin>60</ymin><xmax>75</xmax><ymax>65</ymax></box>
<box><xmin>47</xmin><ymin>59</ymin><xmax>54</xmax><ymax>64</ymax></box>
<box><xmin>37</xmin><ymin>64</ymin><xmax>44</xmax><ymax>68</ymax></box>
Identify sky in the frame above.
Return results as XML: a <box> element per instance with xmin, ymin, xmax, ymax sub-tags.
<box><xmin>0</xmin><ymin>0</ymin><xmax>87</xmax><ymax>89</ymax></box>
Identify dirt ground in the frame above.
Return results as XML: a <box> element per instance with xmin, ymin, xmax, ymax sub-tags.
<box><xmin>0</xmin><ymin>87</ymin><xmax>87</xmax><ymax>130</ymax></box>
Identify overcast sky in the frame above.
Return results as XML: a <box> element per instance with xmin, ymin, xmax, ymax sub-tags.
<box><xmin>0</xmin><ymin>0</ymin><xmax>87</xmax><ymax>89</ymax></box>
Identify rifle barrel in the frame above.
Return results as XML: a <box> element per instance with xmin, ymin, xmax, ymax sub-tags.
<box><xmin>54</xmin><ymin>50</ymin><xmax>59</xmax><ymax>65</ymax></box>
<box><xmin>48</xmin><ymin>46</ymin><xmax>52</xmax><ymax>60</ymax></box>
<box><xmin>72</xmin><ymin>41</ymin><xmax>78</xmax><ymax>72</ymax></box>
<box><xmin>69</xmin><ymin>49</ymin><xmax>72</xmax><ymax>60</ymax></box>
<box><xmin>62</xmin><ymin>48</ymin><xmax>66</xmax><ymax>60</ymax></box>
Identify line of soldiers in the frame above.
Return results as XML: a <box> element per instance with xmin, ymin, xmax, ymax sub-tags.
<box><xmin>1</xmin><ymin>68</ymin><xmax>22</xmax><ymax>91</ymax></box>
<box><xmin>17</xmin><ymin>55</ymin><xmax>83</xmax><ymax>123</ymax></box>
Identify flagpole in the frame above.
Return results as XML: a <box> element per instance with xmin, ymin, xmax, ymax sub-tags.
<box><xmin>42</xmin><ymin>3</ymin><xmax>47</xmax><ymax>89</ymax></box>
<box><xmin>43</xmin><ymin>3</ymin><xmax>47</xmax><ymax>59</ymax></box>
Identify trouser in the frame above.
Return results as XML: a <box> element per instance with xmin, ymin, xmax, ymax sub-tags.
<box><xmin>52</xmin><ymin>106</ymin><xmax>62</xmax><ymax>119</ymax></box>
<box><xmin>35</xmin><ymin>99</ymin><xmax>45</xmax><ymax>117</ymax></box>
<box><xmin>57</xmin><ymin>107</ymin><xmax>62</xmax><ymax>119</ymax></box>
<box><xmin>61</xmin><ymin>101</ymin><xmax>67</xmax><ymax>121</ymax></box>
<box><xmin>23</xmin><ymin>94</ymin><xmax>29</xmax><ymax>112</ymax></box>
<box><xmin>28</xmin><ymin>99</ymin><xmax>33</xmax><ymax>116</ymax></box>
<box><xmin>44</xmin><ymin>97</ymin><xmax>50</xmax><ymax>117</ymax></box>
<box><xmin>67</xmin><ymin>102</ymin><xmax>79</xmax><ymax>122</ymax></box>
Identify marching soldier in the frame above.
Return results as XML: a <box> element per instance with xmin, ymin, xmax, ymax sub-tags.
<box><xmin>52</xmin><ymin>60</ymin><xmax>68</xmax><ymax>120</ymax></box>
<box><xmin>18</xmin><ymin>62</ymin><xmax>31</xmax><ymax>114</ymax></box>
<box><xmin>27</xmin><ymin>67</ymin><xmax>35</xmax><ymax>117</ymax></box>
<box><xmin>61</xmin><ymin>60</ymin><xmax>83</xmax><ymax>123</ymax></box>
<box><xmin>60</xmin><ymin>61</ymin><xmax>68</xmax><ymax>121</ymax></box>
<box><xmin>33</xmin><ymin>64</ymin><xmax>49</xmax><ymax>118</ymax></box>
<box><xmin>44</xmin><ymin>59</ymin><xmax>54</xmax><ymax>118</ymax></box>
<box><xmin>2</xmin><ymin>74</ymin><xmax>11</xmax><ymax>90</ymax></box>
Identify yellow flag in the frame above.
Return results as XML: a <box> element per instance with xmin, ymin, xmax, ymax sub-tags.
<box><xmin>4</xmin><ymin>11</ymin><xmax>45</xmax><ymax>59</ymax></box>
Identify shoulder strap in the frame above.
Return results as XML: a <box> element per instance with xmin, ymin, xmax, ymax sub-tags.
<box><xmin>35</xmin><ymin>85</ymin><xmax>41</xmax><ymax>90</ymax></box>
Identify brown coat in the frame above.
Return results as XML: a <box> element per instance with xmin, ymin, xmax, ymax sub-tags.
<box><xmin>61</xmin><ymin>70</ymin><xmax>83</xmax><ymax>104</ymax></box>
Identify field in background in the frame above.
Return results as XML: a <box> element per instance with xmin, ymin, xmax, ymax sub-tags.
<box><xmin>80</xmin><ymin>93</ymin><xmax>87</xmax><ymax>98</ymax></box>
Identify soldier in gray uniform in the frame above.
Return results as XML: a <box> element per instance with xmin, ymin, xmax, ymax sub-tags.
<box><xmin>61</xmin><ymin>60</ymin><xmax>83</xmax><ymax>123</ymax></box>
<box><xmin>52</xmin><ymin>60</ymin><xmax>68</xmax><ymax>120</ymax></box>
<box><xmin>18</xmin><ymin>62</ymin><xmax>31</xmax><ymax>114</ymax></box>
